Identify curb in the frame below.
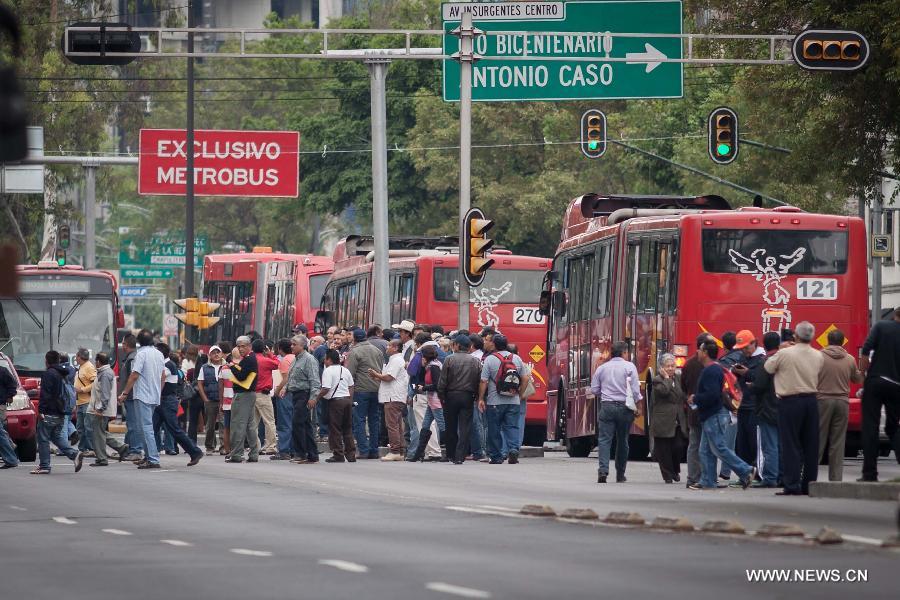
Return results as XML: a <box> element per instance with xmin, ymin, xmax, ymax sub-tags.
<box><xmin>809</xmin><ymin>481</ymin><xmax>900</xmax><ymax>502</ymax></box>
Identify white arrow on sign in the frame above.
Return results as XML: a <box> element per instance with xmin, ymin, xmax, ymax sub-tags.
<box><xmin>625</xmin><ymin>43</ymin><xmax>667</xmax><ymax>74</ymax></box>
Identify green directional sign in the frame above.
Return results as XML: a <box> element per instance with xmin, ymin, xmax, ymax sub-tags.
<box><xmin>119</xmin><ymin>234</ymin><xmax>208</xmax><ymax>267</ymax></box>
<box><xmin>120</xmin><ymin>267</ymin><xmax>174</xmax><ymax>279</ymax></box>
<box><xmin>443</xmin><ymin>1</ymin><xmax>683</xmax><ymax>102</ymax></box>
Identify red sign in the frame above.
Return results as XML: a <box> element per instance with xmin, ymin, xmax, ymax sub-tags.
<box><xmin>138</xmin><ymin>129</ymin><xmax>300</xmax><ymax>197</ymax></box>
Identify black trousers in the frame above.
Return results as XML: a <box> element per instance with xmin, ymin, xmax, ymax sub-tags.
<box><xmin>443</xmin><ymin>391</ymin><xmax>475</xmax><ymax>462</ymax></box>
<box><xmin>291</xmin><ymin>390</ymin><xmax>318</xmax><ymax>460</ymax></box>
<box><xmin>653</xmin><ymin>429</ymin><xmax>685</xmax><ymax>482</ymax></box>
<box><xmin>777</xmin><ymin>394</ymin><xmax>819</xmax><ymax>494</ymax></box>
<box><xmin>735</xmin><ymin>409</ymin><xmax>758</xmax><ymax>467</ymax></box>
<box><xmin>862</xmin><ymin>377</ymin><xmax>900</xmax><ymax>480</ymax></box>
<box><xmin>187</xmin><ymin>395</ymin><xmax>205</xmax><ymax>442</ymax></box>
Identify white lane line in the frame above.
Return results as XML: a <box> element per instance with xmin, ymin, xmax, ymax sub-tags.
<box><xmin>52</xmin><ymin>516</ymin><xmax>77</xmax><ymax>525</ymax></box>
<box><xmin>318</xmin><ymin>559</ymin><xmax>369</xmax><ymax>573</ymax></box>
<box><xmin>445</xmin><ymin>506</ymin><xmax>531</xmax><ymax>519</ymax></box>
<box><xmin>101</xmin><ymin>528</ymin><xmax>132</xmax><ymax>536</ymax></box>
<box><xmin>160</xmin><ymin>539</ymin><xmax>193</xmax><ymax>547</ymax></box>
<box><xmin>426</xmin><ymin>582</ymin><xmax>491</xmax><ymax>598</ymax></box>
<box><xmin>230</xmin><ymin>548</ymin><xmax>273</xmax><ymax>557</ymax></box>
<box><xmin>841</xmin><ymin>534</ymin><xmax>884</xmax><ymax>546</ymax></box>
<box><xmin>8</xmin><ymin>505</ymin><xmax>27</xmax><ymax>511</ymax></box>
<box><xmin>474</xmin><ymin>505</ymin><xmax>521</xmax><ymax>513</ymax></box>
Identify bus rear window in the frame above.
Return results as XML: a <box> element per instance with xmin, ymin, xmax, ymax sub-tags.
<box><xmin>433</xmin><ymin>268</ymin><xmax>545</xmax><ymax>303</ymax></box>
<box><xmin>702</xmin><ymin>229</ymin><xmax>848</xmax><ymax>274</ymax></box>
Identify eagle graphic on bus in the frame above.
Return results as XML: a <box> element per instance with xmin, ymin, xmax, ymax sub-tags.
<box><xmin>728</xmin><ymin>246</ymin><xmax>806</xmax><ymax>333</ymax></box>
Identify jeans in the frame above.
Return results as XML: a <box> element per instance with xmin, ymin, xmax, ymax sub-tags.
<box><xmin>275</xmin><ymin>394</ymin><xmax>295</xmax><ymax>456</ymax></box>
<box><xmin>597</xmin><ymin>403</ymin><xmax>634</xmax><ymax>478</ymax></box>
<box><xmin>154</xmin><ymin>395</ymin><xmax>201</xmax><ymax>458</ymax></box>
<box><xmin>64</xmin><ymin>414</ymin><xmax>75</xmax><ymax>439</ymax></box>
<box><xmin>317</xmin><ymin>395</ymin><xmax>329</xmax><ymax>438</ymax></box>
<box><xmin>718</xmin><ymin>414</ymin><xmax>737</xmax><ymax>478</ymax></box>
<box><xmin>517</xmin><ymin>398</ymin><xmax>528</xmax><ymax>447</ymax></box>
<box><xmin>75</xmin><ymin>404</ymin><xmax>94</xmax><ymax>451</ymax></box>
<box><xmin>153</xmin><ymin>401</ymin><xmax>177</xmax><ymax>454</ymax></box>
<box><xmin>686</xmin><ymin>423</ymin><xmax>702</xmax><ymax>485</ymax></box>
<box><xmin>229</xmin><ymin>392</ymin><xmax>260</xmax><ymax>461</ymax></box>
<box><xmin>0</xmin><ymin>407</ymin><xmax>20</xmax><ymax>466</ymax></box>
<box><xmin>420</xmin><ymin>406</ymin><xmax>446</xmax><ymax>433</ymax></box>
<box><xmin>187</xmin><ymin>395</ymin><xmax>205</xmax><ymax>443</ymax></box>
<box><xmin>133</xmin><ymin>399</ymin><xmax>160</xmax><ymax>465</ymax></box>
<box><xmin>757</xmin><ymin>420</ymin><xmax>780</xmax><ymax>486</ymax></box>
<box><xmin>470</xmin><ymin>404</ymin><xmax>486</xmax><ymax>458</ymax></box>
<box><xmin>700</xmin><ymin>408</ymin><xmax>753</xmax><ymax>488</ymax></box>
<box><xmin>123</xmin><ymin>398</ymin><xmax>143</xmax><ymax>454</ymax></box>
<box><xmin>486</xmin><ymin>403</ymin><xmax>521</xmax><ymax>462</ymax></box>
<box><xmin>405</xmin><ymin>400</ymin><xmax>419</xmax><ymax>459</ymax></box>
<box><xmin>291</xmin><ymin>390</ymin><xmax>318</xmax><ymax>460</ymax></box>
<box><xmin>352</xmin><ymin>391</ymin><xmax>381</xmax><ymax>457</ymax></box>
<box><xmin>37</xmin><ymin>415</ymin><xmax>78</xmax><ymax>470</ymax></box>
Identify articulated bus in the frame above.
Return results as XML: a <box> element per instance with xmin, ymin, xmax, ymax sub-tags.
<box><xmin>317</xmin><ymin>236</ymin><xmax>551</xmax><ymax>443</ymax></box>
<box><xmin>1</xmin><ymin>263</ymin><xmax>125</xmax><ymax>460</ymax></box>
<box><xmin>543</xmin><ymin>194</ymin><xmax>867</xmax><ymax>458</ymax></box>
<box><xmin>199</xmin><ymin>248</ymin><xmax>333</xmax><ymax>345</ymax></box>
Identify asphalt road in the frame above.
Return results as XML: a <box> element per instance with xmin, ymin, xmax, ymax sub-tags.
<box><xmin>1</xmin><ymin>452</ymin><xmax>897</xmax><ymax>599</ymax></box>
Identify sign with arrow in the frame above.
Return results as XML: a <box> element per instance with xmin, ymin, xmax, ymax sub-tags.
<box><xmin>443</xmin><ymin>1</ymin><xmax>683</xmax><ymax>102</ymax></box>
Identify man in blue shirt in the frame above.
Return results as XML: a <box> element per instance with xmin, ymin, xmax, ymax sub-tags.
<box><xmin>118</xmin><ymin>329</ymin><xmax>165</xmax><ymax>469</ymax></box>
<box><xmin>590</xmin><ymin>341</ymin><xmax>641</xmax><ymax>483</ymax></box>
<box><xmin>689</xmin><ymin>340</ymin><xmax>756</xmax><ymax>490</ymax></box>
<box><xmin>478</xmin><ymin>334</ymin><xmax>527</xmax><ymax>464</ymax></box>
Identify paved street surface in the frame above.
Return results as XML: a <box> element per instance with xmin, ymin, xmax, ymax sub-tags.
<box><xmin>2</xmin><ymin>452</ymin><xmax>897</xmax><ymax>599</ymax></box>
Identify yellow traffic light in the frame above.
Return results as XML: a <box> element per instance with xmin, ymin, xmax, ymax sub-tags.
<box><xmin>793</xmin><ymin>30</ymin><xmax>869</xmax><ymax>71</ymax></box>
<box><xmin>464</xmin><ymin>207</ymin><xmax>495</xmax><ymax>286</ymax></box>
<box><xmin>173</xmin><ymin>298</ymin><xmax>221</xmax><ymax>330</ymax></box>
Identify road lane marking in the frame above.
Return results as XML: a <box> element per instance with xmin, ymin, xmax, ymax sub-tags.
<box><xmin>445</xmin><ymin>506</ymin><xmax>531</xmax><ymax>519</ymax></box>
<box><xmin>426</xmin><ymin>582</ymin><xmax>491</xmax><ymax>598</ymax></box>
<box><xmin>160</xmin><ymin>539</ymin><xmax>193</xmax><ymax>547</ymax></box>
<box><xmin>841</xmin><ymin>534</ymin><xmax>883</xmax><ymax>546</ymax></box>
<box><xmin>230</xmin><ymin>548</ymin><xmax>273</xmax><ymax>557</ymax></box>
<box><xmin>52</xmin><ymin>516</ymin><xmax>77</xmax><ymax>525</ymax></box>
<box><xmin>8</xmin><ymin>505</ymin><xmax>27</xmax><ymax>511</ymax></box>
<box><xmin>102</xmin><ymin>529</ymin><xmax>132</xmax><ymax>536</ymax></box>
<box><xmin>475</xmin><ymin>505</ymin><xmax>520</xmax><ymax>513</ymax></box>
<box><xmin>318</xmin><ymin>559</ymin><xmax>369</xmax><ymax>573</ymax></box>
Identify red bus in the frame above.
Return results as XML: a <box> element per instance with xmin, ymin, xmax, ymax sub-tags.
<box><xmin>200</xmin><ymin>248</ymin><xmax>333</xmax><ymax>344</ymax></box>
<box><xmin>542</xmin><ymin>194</ymin><xmax>867</xmax><ymax>458</ymax></box>
<box><xmin>317</xmin><ymin>236</ymin><xmax>551</xmax><ymax>443</ymax></box>
<box><xmin>1</xmin><ymin>262</ymin><xmax>125</xmax><ymax>460</ymax></box>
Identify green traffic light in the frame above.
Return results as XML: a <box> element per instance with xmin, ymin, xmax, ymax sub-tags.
<box><xmin>716</xmin><ymin>143</ymin><xmax>732</xmax><ymax>156</ymax></box>
<box><xmin>588</xmin><ymin>140</ymin><xmax>600</xmax><ymax>151</ymax></box>
<box><xmin>56</xmin><ymin>257</ymin><xmax>66</xmax><ymax>266</ymax></box>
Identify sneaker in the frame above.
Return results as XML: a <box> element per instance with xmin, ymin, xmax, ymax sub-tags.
<box><xmin>83</xmin><ymin>450</ymin><xmax>96</xmax><ymax>458</ymax></box>
<box><xmin>74</xmin><ymin>451</ymin><xmax>84</xmax><ymax>473</ymax></box>
<box><xmin>116</xmin><ymin>445</ymin><xmax>130</xmax><ymax>462</ymax></box>
<box><xmin>137</xmin><ymin>462</ymin><xmax>161</xmax><ymax>469</ymax></box>
<box><xmin>751</xmin><ymin>481</ymin><xmax>777</xmax><ymax>488</ymax></box>
<box><xmin>269</xmin><ymin>453</ymin><xmax>291</xmax><ymax>461</ymax></box>
<box><xmin>89</xmin><ymin>462</ymin><xmax>108</xmax><ymax>467</ymax></box>
<box><xmin>346</xmin><ymin>454</ymin><xmax>357</xmax><ymax>463</ymax></box>
<box><xmin>124</xmin><ymin>453</ymin><xmax>143</xmax><ymax>462</ymax></box>
<box><xmin>325</xmin><ymin>456</ymin><xmax>345</xmax><ymax>463</ymax></box>
<box><xmin>597</xmin><ymin>474</ymin><xmax>607</xmax><ymax>483</ymax></box>
<box><xmin>489</xmin><ymin>459</ymin><xmax>504</xmax><ymax>464</ymax></box>
<box><xmin>686</xmin><ymin>483</ymin><xmax>704</xmax><ymax>490</ymax></box>
<box><xmin>380</xmin><ymin>453</ymin><xmax>405</xmax><ymax>462</ymax></box>
<box><xmin>68</xmin><ymin>431</ymin><xmax>80</xmax><ymax>446</ymax></box>
<box><xmin>507</xmin><ymin>452</ymin><xmax>519</xmax><ymax>465</ymax></box>
<box><xmin>291</xmin><ymin>458</ymin><xmax>311</xmax><ymax>464</ymax></box>
<box><xmin>727</xmin><ymin>480</ymin><xmax>744</xmax><ymax>488</ymax></box>
<box><xmin>741</xmin><ymin>467</ymin><xmax>758</xmax><ymax>490</ymax></box>
<box><xmin>225</xmin><ymin>458</ymin><xmax>244</xmax><ymax>463</ymax></box>
<box><xmin>616</xmin><ymin>475</ymin><xmax>627</xmax><ymax>483</ymax></box>
<box><xmin>719</xmin><ymin>474</ymin><xmax>731</xmax><ymax>481</ymax></box>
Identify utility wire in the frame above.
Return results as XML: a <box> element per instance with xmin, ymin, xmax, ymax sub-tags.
<box><xmin>741</xmin><ymin>137</ymin><xmax>899</xmax><ymax>182</ymax></box>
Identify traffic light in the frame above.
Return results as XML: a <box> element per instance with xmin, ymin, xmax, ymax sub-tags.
<box><xmin>63</xmin><ymin>22</ymin><xmax>140</xmax><ymax>66</ymax></box>
<box><xmin>708</xmin><ymin>107</ymin><xmax>738</xmax><ymax>165</ymax></box>
<box><xmin>174</xmin><ymin>298</ymin><xmax>221</xmax><ymax>329</ymax></box>
<box><xmin>580</xmin><ymin>109</ymin><xmax>607</xmax><ymax>159</ymax></box>
<box><xmin>57</xmin><ymin>224</ymin><xmax>70</xmax><ymax>250</ymax></box>
<box><xmin>792</xmin><ymin>30</ymin><xmax>870</xmax><ymax>71</ymax></box>
<box><xmin>55</xmin><ymin>248</ymin><xmax>66</xmax><ymax>267</ymax></box>
<box><xmin>463</xmin><ymin>207</ymin><xmax>495</xmax><ymax>287</ymax></box>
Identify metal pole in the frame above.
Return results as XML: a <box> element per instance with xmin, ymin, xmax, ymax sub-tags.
<box><xmin>457</xmin><ymin>12</ymin><xmax>474</xmax><ymax>332</ymax></box>
<box><xmin>84</xmin><ymin>164</ymin><xmax>96</xmax><ymax>269</ymax></box>
<box><xmin>872</xmin><ymin>183</ymin><xmax>883</xmax><ymax>325</ymax></box>
<box><xmin>185</xmin><ymin>0</ymin><xmax>196</xmax><ymax>298</ymax></box>
<box><xmin>367</xmin><ymin>58</ymin><xmax>391</xmax><ymax>328</ymax></box>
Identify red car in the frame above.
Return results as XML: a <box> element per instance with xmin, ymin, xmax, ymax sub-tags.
<box><xmin>1</xmin><ymin>352</ymin><xmax>37</xmax><ymax>462</ymax></box>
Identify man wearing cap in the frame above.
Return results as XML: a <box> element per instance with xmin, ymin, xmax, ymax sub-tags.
<box><xmin>346</xmin><ymin>328</ymin><xmax>386</xmax><ymax>458</ymax></box>
<box><xmin>397</xmin><ymin>320</ymin><xmax>416</xmax><ymax>363</ymax></box>
<box><xmin>197</xmin><ymin>344</ymin><xmax>226</xmax><ymax>454</ymax></box>
<box><xmin>730</xmin><ymin>329</ymin><xmax>766</xmax><ymax>471</ymax></box>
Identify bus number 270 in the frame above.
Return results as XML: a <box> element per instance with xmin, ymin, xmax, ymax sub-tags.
<box><xmin>513</xmin><ymin>307</ymin><xmax>547</xmax><ymax>325</ymax></box>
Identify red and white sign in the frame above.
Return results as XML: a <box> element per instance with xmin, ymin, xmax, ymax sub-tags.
<box><xmin>138</xmin><ymin>129</ymin><xmax>300</xmax><ymax>197</ymax></box>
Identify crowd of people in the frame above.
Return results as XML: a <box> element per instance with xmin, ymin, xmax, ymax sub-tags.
<box><xmin>6</xmin><ymin>319</ymin><xmax>534</xmax><ymax>473</ymax></box>
<box><xmin>595</xmin><ymin>309</ymin><xmax>900</xmax><ymax>495</ymax></box>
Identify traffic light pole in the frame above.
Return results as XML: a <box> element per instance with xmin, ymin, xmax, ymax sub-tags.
<box><xmin>367</xmin><ymin>58</ymin><xmax>391</xmax><ymax>329</ymax></box>
<box><xmin>872</xmin><ymin>185</ymin><xmax>883</xmax><ymax>325</ymax></box>
<box><xmin>184</xmin><ymin>0</ymin><xmax>196</xmax><ymax>299</ymax></box>
<box><xmin>455</xmin><ymin>12</ymin><xmax>475</xmax><ymax>332</ymax></box>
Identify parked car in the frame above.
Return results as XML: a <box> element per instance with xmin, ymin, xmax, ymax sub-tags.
<box><xmin>1</xmin><ymin>352</ymin><xmax>37</xmax><ymax>462</ymax></box>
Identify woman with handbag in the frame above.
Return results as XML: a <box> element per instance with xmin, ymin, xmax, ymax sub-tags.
<box><xmin>650</xmin><ymin>353</ymin><xmax>688</xmax><ymax>483</ymax></box>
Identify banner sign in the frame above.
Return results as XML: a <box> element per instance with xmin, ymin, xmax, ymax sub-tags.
<box><xmin>138</xmin><ymin>129</ymin><xmax>300</xmax><ymax>197</ymax></box>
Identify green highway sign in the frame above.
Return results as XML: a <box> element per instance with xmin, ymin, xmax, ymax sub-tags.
<box><xmin>119</xmin><ymin>234</ymin><xmax>208</xmax><ymax>267</ymax></box>
<box><xmin>443</xmin><ymin>1</ymin><xmax>683</xmax><ymax>102</ymax></box>
<box><xmin>120</xmin><ymin>267</ymin><xmax>174</xmax><ymax>279</ymax></box>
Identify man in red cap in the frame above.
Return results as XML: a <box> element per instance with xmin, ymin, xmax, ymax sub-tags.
<box><xmin>730</xmin><ymin>329</ymin><xmax>766</xmax><ymax>474</ymax></box>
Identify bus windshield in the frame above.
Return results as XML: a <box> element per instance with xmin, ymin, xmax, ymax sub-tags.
<box><xmin>434</xmin><ymin>268</ymin><xmax>545</xmax><ymax>303</ymax></box>
<box><xmin>0</xmin><ymin>296</ymin><xmax>114</xmax><ymax>374</ymax></box>
<box><xmin>309</xmin><ymin>273</ymin><xmax>329</xmax><ymax>309</ymax></box>
<box><xmin>702</xmin><ymin>229</ymin><xmax>848</xmax><ymax>274</ymax></box>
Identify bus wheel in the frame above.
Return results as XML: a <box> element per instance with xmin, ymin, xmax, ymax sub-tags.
<box><xmin>628</xmin><ymin>435</ymin><xmax>649</xmax><ymax>461</ymax></box>
<box><xmin>566</xmin><ymin>436</ymin><xmax>594</xmax><ymax>458</ymax></box>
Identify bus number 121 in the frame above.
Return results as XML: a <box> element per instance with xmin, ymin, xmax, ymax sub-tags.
<box><xmin>796</xmin><ymin>278</ymin><xmax>837</xmax><ymax>300</ymax></box>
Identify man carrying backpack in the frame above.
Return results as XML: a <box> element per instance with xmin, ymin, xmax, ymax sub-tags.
<box><xmin>32</xmin><ymin>351</ymin><xmax>83</xmax><ymax>475</ymax></box>
<box><xmin>478</xmin><ymin>334</ymin><xmax>528</xmax><ymax>464</ymax></box>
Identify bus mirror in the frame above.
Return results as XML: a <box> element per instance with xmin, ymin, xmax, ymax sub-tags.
<box><xmin>539</xmin><ymin>290</ymin><xmax>551</xmax><ymax>316</ymax></box>
<box><xmin>314</xmin><ymin>310</ymin><xmax>334</xmax><ymax>334</ymax></box>
<box><xmin>116</xmin><ymin>307</ymin><xmax>125</xmax><ymax>328</ymax></box>
<box><xmin>552</xmin><ymin>290</ymin><xmax>566</xmax><ymax>317</ymax></box>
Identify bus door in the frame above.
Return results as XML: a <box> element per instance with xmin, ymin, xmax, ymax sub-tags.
<box><xmin>562</xmin><ymin>249</ymin><xmax>595</xmax><ymax>437</ymax></box>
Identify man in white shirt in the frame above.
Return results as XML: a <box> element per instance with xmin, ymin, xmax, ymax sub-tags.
<box><xmin>369</xmin><ymin>339</ymin><xmax>409</xmax><ymax>461</ymax></box>
<box><xmin>318</xmin><ymin>349</ymin><xmax>356</xmax><ymax>463</ymax></box>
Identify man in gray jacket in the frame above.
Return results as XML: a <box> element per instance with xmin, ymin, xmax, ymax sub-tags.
<box><xmin>88</xmin><ymin>353</ymin><xmax>129</xmax><ymax>466</ymax></box>
<box><xmin>817</xmin><ymin>328</ymin><xmax>863</xmax><ymax>481</ymax></box>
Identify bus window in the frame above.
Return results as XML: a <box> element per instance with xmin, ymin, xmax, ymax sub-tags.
<box><xmin>346</xmin><ymin>280</ymin><xmax>359</xmax><ymax>327</ymax></box>
<box><xmin>667</xmin><ymin>241</ymin><xmax>680</xmax><ymax>314</ymax></box>
<box><xmin>595</xmin><ymin>243</ymin><xmax>612</xmax><ymax>317</ymax></box>
<box><xmin>357</xmin><ymin>276</ymin><xmax>368</xmax><ymax>326</ymax></box>
<box><xmin>432</xmin><ymin>269</ymin><xmax>544</xmax><ymax>303</ymax></box>
<box><xmin>702</xmin><ymin>229</ymin><xmax>848</xmax><ymax>274</ymax></box>
<box><xmin>399</xmin><ymin>273</ymin><xmax>415</xmax><ymax>322</ymax></box>
<box><xmin>308</xmin><ymin>274</ymin><xmax>329</xmax><ymax>310</ymax></box>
